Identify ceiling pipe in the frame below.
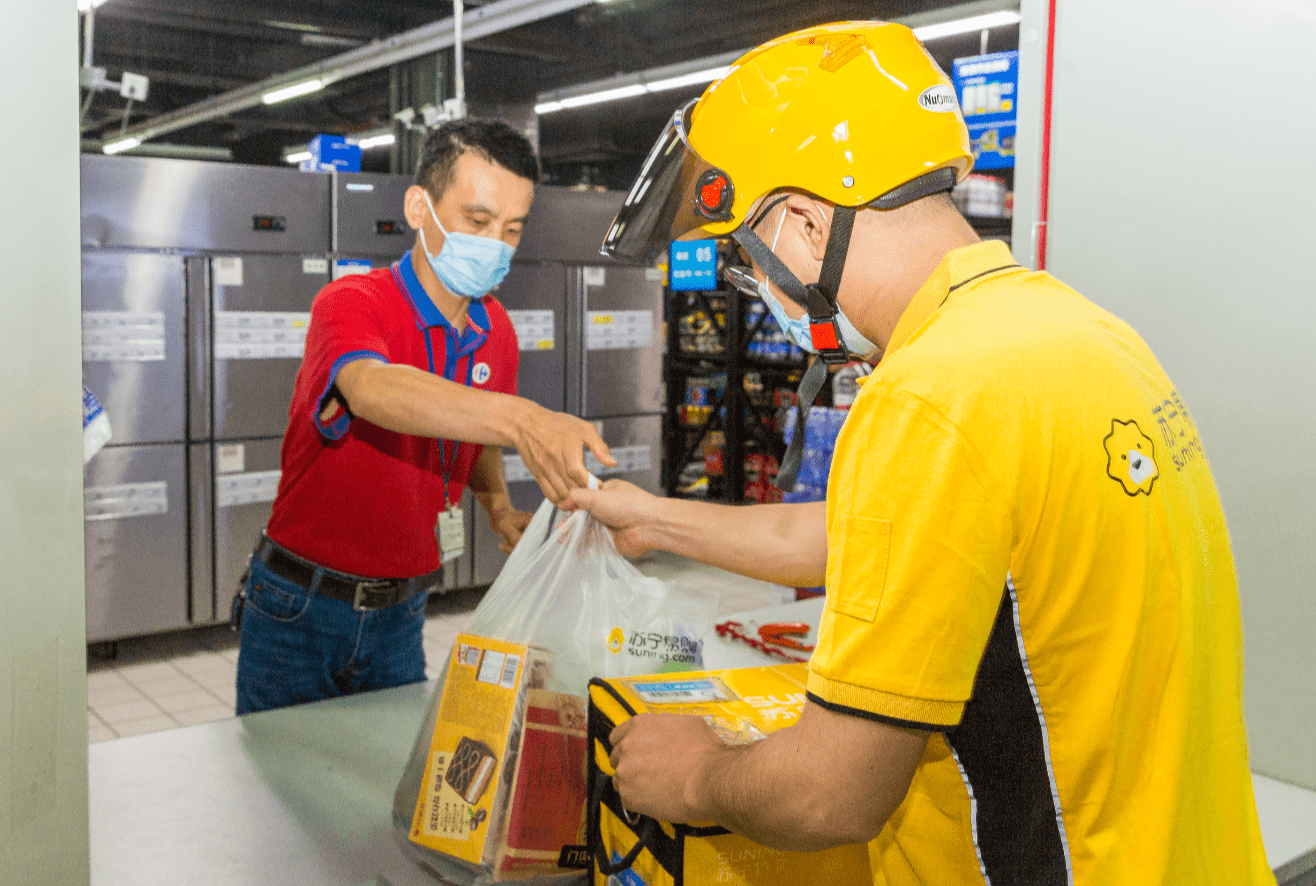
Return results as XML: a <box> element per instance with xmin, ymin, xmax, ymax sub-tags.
<box><xmin>453</xmin><ymin>0</ymin><xmax>467</xmax><ymax>117</ymax></box>
<box><xmin>109</xmin><ymin>0</ymin><xmax>592</xmax><ymax>148</ymax></box>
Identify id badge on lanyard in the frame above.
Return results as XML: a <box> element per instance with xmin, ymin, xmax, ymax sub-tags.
<box><xmin>437</xmin><ymin>500</ymin><xmax>465</xmax><ymax>564</ymax></box>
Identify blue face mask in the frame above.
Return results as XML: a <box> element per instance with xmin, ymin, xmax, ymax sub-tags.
<box><xmin>755</xmin><ymin>207</ymin><xmax>881</xmax><ymax>360</ymax></box>
<box><xmin>418</xmin><ymin>191</ymin><xmax>515</xmax><ymax>299</ymax></box>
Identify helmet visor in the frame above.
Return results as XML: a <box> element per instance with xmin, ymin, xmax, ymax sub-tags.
<box><xmin>601</xmin><ymin>100</ymin><xmax>734</xmax><ymax>265</ymax></box>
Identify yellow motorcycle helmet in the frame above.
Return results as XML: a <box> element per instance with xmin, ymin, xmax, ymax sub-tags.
<box><xmin>602</xmin><ymin>20</ymin><xmax>974</xmax><ymax>264</ymax></box>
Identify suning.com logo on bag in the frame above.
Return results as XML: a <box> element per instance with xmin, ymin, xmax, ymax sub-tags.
<box><xmin>608</xmin><ymin>627</ymin><xmax>702</xmax><ymax>665</ymax></box>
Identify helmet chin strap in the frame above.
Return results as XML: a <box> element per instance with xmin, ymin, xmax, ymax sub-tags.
<box><xmin>732</xmin><ymin>204</ymin><xmax>858</xmax><ymax>491</ymax></box>
<box><xmin>727</xmin><ymin>169</ymin><xmax>958</xmax><ymax>493</ymax></box>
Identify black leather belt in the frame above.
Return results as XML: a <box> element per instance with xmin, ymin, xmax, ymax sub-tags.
<box><xmin>254</xmin><ymin>536</ymin><xmax>442</xmax><ymax>611</ymax></box>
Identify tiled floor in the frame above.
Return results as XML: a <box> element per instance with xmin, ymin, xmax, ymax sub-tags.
<box><xmin>86</xmin><ymin>553</ymin><xmax>791</xmax><ymax>744</ymax></box>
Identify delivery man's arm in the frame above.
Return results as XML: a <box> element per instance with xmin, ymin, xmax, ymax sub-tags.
<box><xmin>609</xmin><ymin>702</ymin><xmax>926</xmax><ymax>852</ymax></box>
<box><xmin>467</xmin><ymin>443</ymin><xmax>532</xmax><ymax>552</ymax></box>
<box><xmin>564</xmin><ymin>480</ymin><xmax>827</xmax><ymax>587</ymax></box>
<box><xmin>329</xmin><ymin>357</ymin><xmax>614</xmax><ymax>504</ymax></box>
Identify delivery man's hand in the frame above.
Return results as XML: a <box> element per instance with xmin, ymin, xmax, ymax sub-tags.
<box><xmin>512</xmin><ymin>407</ymin><xmax>615</xmax><ymax>505</ymax></box>
<box><xmin>561</xmin><ymin>479</ymin><xmax>656</xmax><ymax>558</ymax></box>
<box><xmin>609</xmin><ymin>713</ymin><xmax>728</xmax><ymax>824</ymax></box>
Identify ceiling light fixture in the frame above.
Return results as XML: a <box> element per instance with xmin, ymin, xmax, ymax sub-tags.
<box><xmin>536</xmin><ymin>69</ymin><xmax>727</xmax><ymax>115</ymax></box>
<box><xmin>262</xmin><ymin>79</ymin><xmax>325</xmax><ymax>105</ymax></box>
<box><xmin>912</xmin><ymin>10</ymin><xmax>1021</xmax><ymax>40</ymax></box>
<box><xmin>284</xmin><ymin>151</ymin><xmax>313</xmax><ymax>164</ymax></box>
<box><xmin>646</xmin><ymin>66</ymin><xmax>731</xmax><ymax>93</ymax></box>
<box><xmin>357</xmin><ymin>133</ymin><xmax>396</xmax><ymax>150</ymax></box>
<box><xmin>102</xmin><ymin>137</ymin><xmax>141</xmax><ymax>155</ymax></box>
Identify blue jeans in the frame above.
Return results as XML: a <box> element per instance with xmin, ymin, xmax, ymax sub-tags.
<box><xmin>233</xmin><ymin>556</ymin><xmax>429</xmax><ymax>715</ymax></box>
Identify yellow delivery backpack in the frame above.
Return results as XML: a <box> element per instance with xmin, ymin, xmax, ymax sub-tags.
<box><xmin>586</xmin><ymin>664</ymin><xmax>872</xmax><ymax>886</ymax></box>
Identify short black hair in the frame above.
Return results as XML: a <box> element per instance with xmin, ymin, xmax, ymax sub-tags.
<box><xmin>414</xmin><ymin>118</ymin><xmax>540</xmax><ymax>199</ymax></box>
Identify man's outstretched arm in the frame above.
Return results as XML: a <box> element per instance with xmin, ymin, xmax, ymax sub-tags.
<box><xmin>564</xmin><ymin>480</ymin><xmax>828</xmax><ymax>588</ymax></box>
<box><xmin>608</xmin><ymin>701</ymin><xmax>927</xmax><ymax>852</ymax></box>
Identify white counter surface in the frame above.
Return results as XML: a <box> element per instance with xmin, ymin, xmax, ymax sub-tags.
<box><xmin>90</xmin><ymin>596</ymin><xmax>1316</xmax><ymax>885</ymax></box>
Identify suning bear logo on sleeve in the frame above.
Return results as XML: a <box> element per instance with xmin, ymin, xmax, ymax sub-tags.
<box><xmin>1104</xmin><ymin>419</ymin><xmax>1159</xmax><ymax>496</ymax></box>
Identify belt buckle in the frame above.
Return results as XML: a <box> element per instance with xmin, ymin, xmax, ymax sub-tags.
<box><xmin>352</xmin><ymin>579</ymin><xmax>396</xmax><ymax>611</ymax></box>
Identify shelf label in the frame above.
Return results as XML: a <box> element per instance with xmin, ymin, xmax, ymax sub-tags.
<box><xmin>84</xmin><ymin>481</ymin><xmax>168</xmax><ymax>521</ymax></box>
<box><xmin>334</xmin><ymin>258</ymin><xmax>374</xmax><ymax>278</ymax></box>
<box><xmin>587</xmin><ymin>310</ymin><xmax>653</xmax><ymax>351</ymax></box>
<box><xmin>502</xmin><ymin>445</ymin><xmax>651</xmax><ymax>485</ymax></box>
<box><xmin>213</xmin><ymin>256</ymin><xmax>244</xmax><ymax>287</ymax></box>
<box><xmin>215</xmin><ymin>311</ymin><xmax>310</xmax><ymax>360</ymax></box>
<box><xmin>216</xmin><ymin>469</ymin><xmax>282</xmax><ymax>508</ymax></box>
<box><xmin>216</xmin><ymin>443</ymin><xmax>245</xmax><ymax>475</ymax></box>
<box><xmin>302</xmin><ymin>257</ymin><xmax>329</xmax><ymax>275</ymax></box>
<box><xmin>506</xmin><ymin>309</ymin><xmax>556</xmax><ymax>352</ymax></box>
<box><xmin>587</xmin><ymin>445</ymin><xmax>652</xmax><ymax>476</ymax></box>
<box><xmin>82</xmin><ymin>311</ymin><xmax>167</xmax><ymax>363</ymax></box>
<box><xmin>583</xmin><ymin>267</ymin><xmax>607</xmax><ymax>288</ymax></box>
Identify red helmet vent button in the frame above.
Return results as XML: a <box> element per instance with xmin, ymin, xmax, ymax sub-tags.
<box><xmin>695</xmin><ymin>169</ymin><xmax>734</xmax><ymax>220</ymax></box>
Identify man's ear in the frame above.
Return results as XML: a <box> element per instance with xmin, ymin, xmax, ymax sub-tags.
<box><xmin>783</xmin><ymin>193</ymin><xmax>831</xmax><ymax>262</ymax></box>
<box><xmin>403</xmin><ymin>185</ymin><xmax>430</xmax><ymax>231</ymax></box>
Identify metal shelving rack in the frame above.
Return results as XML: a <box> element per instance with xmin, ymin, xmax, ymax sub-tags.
<box><xmin>661</xmin><ymin>268</ymin><xmax>820</xmax><ymax>503</ymax></box>
<box><xmin>660</xmin><ymin>206</ymin><xmax>1010</xmax><ymax>504</ymax></box>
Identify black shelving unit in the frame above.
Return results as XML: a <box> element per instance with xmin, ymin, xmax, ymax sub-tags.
<box><xmin>661</xmin><ymin>201</ymin><xmax>1007</xmax><ymax>503</ymax></box>
<box><xmin>662</xmin><ymin>268</ymin><xmax>822</xmax><ymax>503</ymax></box>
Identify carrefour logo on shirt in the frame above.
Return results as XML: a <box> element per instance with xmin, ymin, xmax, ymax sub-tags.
<box><xmin>472</xmin><ymin>362</ymin><xmax>491</xmax><ymax>385</ymax></box>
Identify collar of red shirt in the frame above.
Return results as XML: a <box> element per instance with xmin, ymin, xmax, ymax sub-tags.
<box><xmin>393</xmin><ymin>249</ymin><xmax>491</xmax><ymax>340</ymax></box>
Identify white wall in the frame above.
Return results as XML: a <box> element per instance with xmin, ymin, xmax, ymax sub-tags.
<box><xmin>0</xmin><ymin>4</ymin><xmax>90</xmax><ymax>883</ymax></box>
<box><xmin>1014</xmin><ymin>0</ymin><xmax>1316</xmax><ymax>789</ymax></box>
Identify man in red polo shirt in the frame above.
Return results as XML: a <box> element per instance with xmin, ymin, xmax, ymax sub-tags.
<box><xmin>233</xmin><ymin>119</ymin><xmax>614</xmax><ymax>714</ymax></box>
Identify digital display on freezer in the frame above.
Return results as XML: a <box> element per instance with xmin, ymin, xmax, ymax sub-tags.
<box><xmin>669</xmin><ymin>239</ymin><xmax>718</xmax><ymax>291</ymax></box>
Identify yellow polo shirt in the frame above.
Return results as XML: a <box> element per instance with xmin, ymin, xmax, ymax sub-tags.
<box><xmin>808</xmin><ymin>240</ymin><xmax>1274</xmax><ymax>885</ymax></box>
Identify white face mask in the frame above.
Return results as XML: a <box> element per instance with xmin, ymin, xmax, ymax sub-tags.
<box><xmin>755</xmin><ymin>203</ymin><xmax>881</xmax><ymax>360</ymax></box>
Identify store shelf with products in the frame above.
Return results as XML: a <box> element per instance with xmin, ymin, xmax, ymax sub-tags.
<box><xmin>662</xmin><ymin>262</ymin><xmax>831</xmax><ymax>505</ymax></box>
<box><xmin>954</xmin><ymin>167</ymin><xmax>1015</xmax><ymax>245</ymax></box>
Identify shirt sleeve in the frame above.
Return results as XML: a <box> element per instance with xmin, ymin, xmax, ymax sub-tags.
<box><xmin>301</xmin><ymin>282</ymin><xmax>392</xmax><ymax>441</ymax></box>
<box><xmin>807</xmin><ymin>384</ymin><xmax>1012</xmax><ymax>732</ymax></box>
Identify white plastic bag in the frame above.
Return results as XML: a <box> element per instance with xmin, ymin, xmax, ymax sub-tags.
<box><xmin>470</xmin><ymin>499</ymin><xmax>719</xmax><ymax>691</ymax></box>
<box><xmin>393</xmin><ymin>497</ymin><xmax>720</xmax><ymax>885</ymax></box>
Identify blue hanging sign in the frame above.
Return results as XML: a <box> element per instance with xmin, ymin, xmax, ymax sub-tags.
<box><xmin>952</xmin><ymin>51</ymin><xmax>1018</xmax><ymax>170</ymax></box>
<box><xmin>669</xmin><ymin>239</ymin><xmax>719</xmax><ymax>292</ymax></box>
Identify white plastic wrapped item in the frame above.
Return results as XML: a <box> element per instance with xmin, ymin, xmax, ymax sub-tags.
<box><xmin>393</xmin><ymin>496</ymin><xmax>720</xmax><ymax>885</ymax></box>
<box><xmin>82</xmin><ymin>384</ymin><xmax>112</xmax><ymax>464</ymax></box>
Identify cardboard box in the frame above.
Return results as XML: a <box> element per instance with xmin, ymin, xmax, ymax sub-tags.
<box><xmin>494</xmin><ymin>689</ymin><xmax>589</xmax><ymax>877</ymax></box>
<box><xmin>408</xmin><ymin>633</ymin><xmax>589</xmax><ymax>880</ymax></box>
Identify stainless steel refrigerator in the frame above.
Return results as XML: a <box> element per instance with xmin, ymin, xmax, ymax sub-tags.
<box><xmin>192</xmin><ymin>252</ymin><xmax>330</xmax><ymax>624</ymax></box>
<box><xmin>81</xmin><ymin>249</ymin><xmax>192</xmax><ymax>641</ymax></box>
<box><xmin>80</xmin><ymin>157</ymin><xmax>665</xmax><ymax>642</ymax></box>
<box><xmin>81</xmin><ymin>154</ymin><xmax>331</xmax><ymax>638</ymax></box>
